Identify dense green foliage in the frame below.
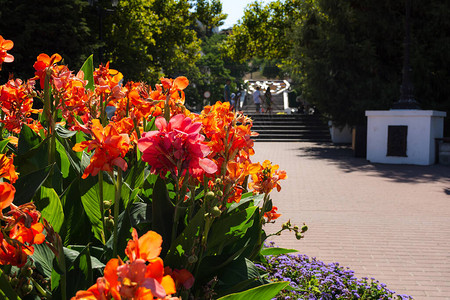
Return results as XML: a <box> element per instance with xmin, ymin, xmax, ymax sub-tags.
<box><xmin>224</xmin><ymin>0</ymin><xmax>450</xmax><ymax>132</ymax></box>
<box><xmin>104</xmin><ymin>0</ymin><xmax>202</xmax><ymax>83</ymax></box>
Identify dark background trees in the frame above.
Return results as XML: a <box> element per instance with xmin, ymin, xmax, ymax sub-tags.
<box><xmin>0</xmin><ymin>0</ymin><xmax>97</xmax><ymax>80</ymax></box>
<box><xmin>223</xmin><ymin>0</ymin><xmax>450</xmax><ymax>134</ymax></box>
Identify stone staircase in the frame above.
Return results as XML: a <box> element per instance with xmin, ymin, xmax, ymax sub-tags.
<box><xmin>238</xmin><ymin>87</ymin><xmax>330</xmax><ymax>142</ymax></box>
<box><xmin>247</xmin><ymin>113</ymin><xmax>331</xmax><ymax>142</ymax></box>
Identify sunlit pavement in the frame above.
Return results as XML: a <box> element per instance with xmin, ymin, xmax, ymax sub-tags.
<box><xmin>252</xmin><ymin>142</ymin><xmax>450</xmax><ymax>299</ymax></box>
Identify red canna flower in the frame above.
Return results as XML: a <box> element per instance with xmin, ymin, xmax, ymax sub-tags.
<box><xmin>138</xmin><ymin>114</ymin><xmax>217</xmax><ymax>178</ymax></box>
<box><xmin>33</xmin><ymin>53</ymin><xmax>63</xmax><ymax>89</ymax></box>
<box><xmin>73</xmin><ymin>119</ymin><xmax>130</xmax><ymax>179</ymax></box>
<box><xmin>0</xmin><ymin>35</ymin><xmax>14</xmax><ymax>71</ymax></box>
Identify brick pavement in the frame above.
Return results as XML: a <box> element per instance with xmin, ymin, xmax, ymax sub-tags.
<box><xmin>252</xmin><ymin>142</ymin><xmax>450</xmax><ymax>300</ymax></box>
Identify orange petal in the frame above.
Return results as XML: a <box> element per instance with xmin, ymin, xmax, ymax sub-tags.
<box><xmin>173</xmin><ymin>76</ymin><xmax>189</xmax><ymax>90</ymax></box>
<box><xmin>0</xmin><ymin>182</ymin><xmax>15</xmax><ymax>210</ymax></box>
<box><xmin>161</xmin><ymin>275</ymin><xmax>177</xmax><ymax>295</ymax></box>
<box><xmin>138</xmin><ymin>231</ymin><xmax>162</xmax><ymax>261</ymax></box>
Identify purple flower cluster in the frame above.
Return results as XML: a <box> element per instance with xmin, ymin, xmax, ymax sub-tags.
<box><xmin>258</xmin><ymin>245</ymin><xmax>413</xmax><ymax>299</ymax></box>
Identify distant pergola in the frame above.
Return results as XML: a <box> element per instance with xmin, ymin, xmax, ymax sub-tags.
<box><xmin>244</xmin><ymin>80</ymin><xmax>291</xmax><ymax>110</ymax></box>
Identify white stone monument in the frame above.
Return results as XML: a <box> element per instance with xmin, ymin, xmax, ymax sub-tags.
<box><xmin>366</xmin><ymin>110</ymin><xmax>446</xmax><ymax>165</ymax></box>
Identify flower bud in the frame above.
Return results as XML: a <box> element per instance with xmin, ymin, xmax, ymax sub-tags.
<box><xmin>295</xmin><ymin>232</ymin><xmax>303</xmax><ymax>240</ymax></box>
<box><xmin>103</xmin><ymin>200</ymin><xmax>113</xmax><ymax>210</ymax></box>
<box><xmin>106</xmin><ymin>218</ymin><xmax>114</xmax><ymax>229</ymax></box>
<box><xmin>216</xmin><ymin>190</ymin><xmax>223</xmax><ymax>197</ymax></box>
<box><xmin>10</xmin><ymin>278</ymin><xmax>19</xmax><ymax>287</ymax></box>
<box><xmin>21</xmin><ymin>283</ymin><xmax>33</xmax><ymax>295</ymax></box>
<box><xmin>301</xmin><ymin>225</ymin><xmax>308</xmax><ymax>233</ymax></box>
<box><xmin>293</xmin><ymin>225</ymin><xmax>299</xmax><ymax>232</ymax></box>
<box><xmin>188</xmin><ymin>255</ymin><xmax>198</xmax><ymax>264</ymax></box>
<box><xmin>282</xmin><ymin>222</ymin><xmax>290</xmax><ymax>230</ymax></box>
<box><xmin>205</xmin><ymin>191</ymin><xmax>215</xmax><ymax>201</ymax></box>
<box><xmin>215</xmin><ymin>178</ymin><xmax>222</xmax><ymax>185</ymax></box>
<box><xmin>211</xmin><ymin>206</ymin><xmax>221</xmax><ymax>217</ymax></box>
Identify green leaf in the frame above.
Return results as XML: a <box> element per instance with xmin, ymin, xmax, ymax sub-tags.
<box><xmin>260</xmin><ymin>247</ymin><xmax>298</xmax><ymax>256</ymax></box>
<box><xmin>217</xmin><ymin>281</ymin><xmax>289</xmax><ymax>300</ymax></box>
<box><xmin>55</xmin><ymin>124</ymin><xmax>77</xmax><ymax>138</ymax></box>
<box><xmin>0</xmin><ymin>268</ymin><xmax>21</xmax><ymax>300</ymax></box>
<box><xmin>13</xmin><ymin>164</ymin><xmax>53</xmax><ymax>206</ymax></box>
<box><xmin>216</xmin><ymin>258</ymin><xmax>264</xmax><ymax>294</ymax></box>
<box><xmin>80</xmin><ymin>55</ymin><xmax>95</xmax><ymax>91</ymax></box>
<box><xmin>31</xmin><ymin>243</ymin><xmax>56</xmax><ymax>279</ymax></box>
<box><xmin>63</xmin><ymin>246</ymin><xmax>101</xmax><ymax>297</ymax></box>
<box><xmin>60</xmin><ymin>178</ymin><xmax>93</xmax><ymax>246</ymax></box>
<box><xmin>152</xmin><ymin>176</ymin><xmax>175</xmax><ymax>256</ymax></box>
<box><xmin>79</xmin><ymin>175</ymin><xmax>114</xmax><ymax>244</ymax></box>
<box><xmin>16</xmin><ymin>125</ymin><xmax>49</xmax><ymax>175</ymax></box>
<box><xmin>165</xmin><ymin>206</ymin><xmax>205</xmax><ymax>268</ymax></box>
<box><xmin>18</xmin><ymin>124</ymin><xmax>43</xmax><ymax>156</ymax></box>
<box><xmin>207</xmin><ymin>206</ymin><xmax>257</xmax><ymax>254</ymax></box>
<box><xmin>55</xmin><ymin>138</ymin><xmax>71</xmax><ymax>180</ymax></box>
<box><xmin>0</xmin><ymin>138</ymin><xmax>11</xmax><ymax>153</ymax></box>
<box><xmin>228</xmin><ymin>193</ymin><xmax>264</xmax><ymax>212</ymax></box>
<box><xmin>36</xmin><ymin>186</ymin><xmax>65</xmax><ymax>233</ymax></box>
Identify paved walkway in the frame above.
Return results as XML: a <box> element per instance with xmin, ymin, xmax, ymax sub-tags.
<box><xmin>252</xmin><ymin>142</ymin><xmax>450</xmax><ymax>300</ymax></box>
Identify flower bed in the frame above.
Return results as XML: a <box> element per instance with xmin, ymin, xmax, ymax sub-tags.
<box><xmin>257</xmin><ymin>244</ymin><xmax>413</xmax><ymax>300</ymax></box>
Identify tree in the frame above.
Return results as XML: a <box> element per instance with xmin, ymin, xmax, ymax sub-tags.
<box><xmin>191</xmin><ymin>0</ymin><xmax>227</xmax><ymax>38</ymax></box>
<box><xmin>223</xmin><ymin>0</ymin><xmax>450</xmax><ymax>133</ymax></box>
<box><xmin>0</xmin><ymin>0</ymin><xmax>97</xmax><ymax>80</ymax></box>
<box><xmin>103</xmin><ymin>0</ymin><xmax>202</xmax><ymax>83</ymax></box>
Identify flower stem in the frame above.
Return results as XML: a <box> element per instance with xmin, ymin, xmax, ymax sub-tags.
<box><xmin>113</xmin><ymin>168</ymin><xmax>123</xmax><ymax>257</ymax></box>
<box><xmin>98</xmin><ymin>172</ymin><xmax>106</xmax><ymax>244</ymax></box>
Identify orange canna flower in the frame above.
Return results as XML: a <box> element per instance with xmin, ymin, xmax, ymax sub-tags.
<box><xmin>0</xmin><ymin>154</ymin><xmax>18</xmax><ymax>183</ymax></box>
<box><xmin>0</xmin><ymin>78</ymin><xmax>38</xmax><ymax>134</ymax></box>
<box><xmin>72</xmin><ymin>229</ymin><xmax>179</xmax><ymax>300</ymax></box>
<box><xmin>0</xmin><ymin>35</ymin><xmax>14</xmax><ymax>71</ymax></box>
<box><xmin>248</xmin><ymin>160</ymin><xmax>287</xmax><ymax>195</ymax></box>
<box><xmin>0</xmin><ymin>182</ymin><xmax>15</xmax><ymax>215</ymax></box>
<box><xmin>125</xmin><ymin>228</ymin><xmax>162</xmax><ymax>263</ymax></box>
<box><xmin>0</xmin><ymin>233</ymin><xmax>28</xmax><ymax>267</ymax></box>
<box><xmin>73</xmin><ymin>119</ymin><xmax>130</xmax><ymax>179</ymax></box>
<box><xmin>0</xmin><ymin>202</ymin><xmax>45</xmax><ymax>267</ymax></box>
<box><xmin>264</xmin><ymin>206</ymin><xmax>281</xmax><ymax>222</ymax></box>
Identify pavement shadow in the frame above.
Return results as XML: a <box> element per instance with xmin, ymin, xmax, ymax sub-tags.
<box><xmin>295</xmin><ymin>142</ymin><xmax>450</xmax><ymax>184</ymax></box>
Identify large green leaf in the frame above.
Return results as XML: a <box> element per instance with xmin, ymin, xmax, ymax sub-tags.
<box><xmin>55</xmin><ymin>124</ymin><xmax>77</xmax><ymax>139</ymax></box>
<box><xmin>152</xmin><ymin>176</ymin><xmax>175</xmax><ymax>256</ymax></box>
<box><xmin>36</xmin><ymin>186</ymin><xmax>65</xmax><ymax>233</ymax></box>
<box><xmin>31</xmin><ymin>243</ymin><xmax>55</xmax><ymax>279</ymax></box>
<box><xmin>207</xmin><ymin>206</ymin><xmax>257</xmax><ymax>254</ymax></box>
<box><xmin>60</xmin><ymin>178</ymin><xmax>93</xmax><ymax>246</ymax></box>
<box><xmin>80</xmin><ymin>55</ymin><xmax>95</xmax><ymax>91</ymax></box>
<box><xmin>228</xmin><ymin>193</ymin><xmax>264</xmax><ymax>212</ymax></box>
<box><xmin>16</xmin><ymin>125</ymin><xmax>49</xmax><ymax>175</ymax></box>
<box><xmin>18</xmin><ymin>124</ymin><xmax>43</xmax><ymax>156</ymax></box>
<box><xmin>0</xmin><ymin>268</ymin><xmax>21</xmax><ymax>300</ymax></box>
<box><xmin>13</xmin><ymin>164</ymin><xmax>53</xmax><ymax>205</ymax></box>
<box><xmin>79</xmin><ymin>174</ymin><xmax>114</xmax><ymax>244</ymax></box>
<box><xmin>165</xmin><ymin>206</ymin><xmax>205</xmax><ymax>268</ymax></box>
<box><xmin>215</xmin><ymin>258</ymin><xmax>265</xmax><ymax>297</ymax></box>
<box><xmin>61</xmin><ymin>246</ymin><xmax>104</xmax><ymax>297</ymax></box>
<box><xmin>217</xmin><ymin>281</ymin><xmax>289</xmax><ymax>300</ymax></box>
<box><xmin>260</xmin><ymin>247</ymin><xmax>298</xmax><ymax>256</ymax></box>
<box><xmin>0</xmin><ymin>138</ymin><xmax>11</xmax><ymax>153</ymax></box>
